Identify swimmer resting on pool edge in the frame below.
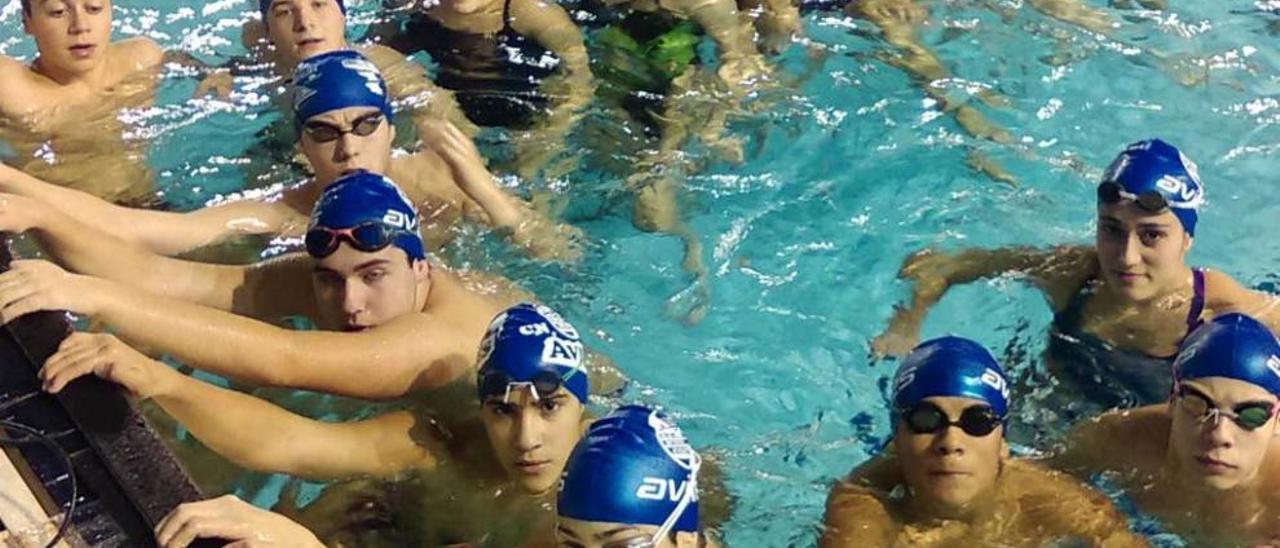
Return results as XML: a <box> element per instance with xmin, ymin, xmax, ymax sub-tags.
<box><xmin>822</xmin><ymin>336</ymin><xmax>1145</xmax><ymax>547</ymax></box>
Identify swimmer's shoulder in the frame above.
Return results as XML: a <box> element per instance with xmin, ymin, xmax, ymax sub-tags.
<box><xmin>1034</xmin><ymin>244</ymin><xmax>1098</xmax><ymax>310</ymax></box>
<box><xmin>355</xmin><ymin>43</ymin><xmax>407</xmax><ymax>71</ymax></box>
<box><xmin>1058</xmin><ymin>404</ymin><xmax>1168</xmax><ymax>473</ymax></box>
<box><xmin>111</xmin><ymin>37</ymin><xmax>165</xmax><ymax>73</ymax></box>
<box><xmin>0</xmin><ymin>57</ymin><xmax>35</xmax><ymax>113</ymax></box>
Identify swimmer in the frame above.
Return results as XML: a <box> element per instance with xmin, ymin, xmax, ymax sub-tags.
<box><xmin>822</xmin><ymin>336</ymin><xmax>1144</xmax><ymax>547</ymax></box>
<box><xmin>0</xmin><ymin>49</ymin><xmax>581</xmax><ymax>260</ymax></box>
<box><xmin>0</xmin><ymin>0</ymin><xmax>171</xmax><ymax>200</ymax></box>
<box><xmin>41</xmin><ymin>303</ymin><xmax>594</xmax><ymax>545</ymax></box>
<box><xmin>251</xmin><ymin>0</ymin><xmax>478</xmax><ymax>136</ymax></box>
<box><xmin>369</xmin><ymin>0</ymin><xmax>596</xmax><ymax>179</ymax></box>
<box><xmin>873</xmin><ymin>139</ymin><xmax>1280</xmax><ymax>408</ymax></box>
<box><xmin>1053</xmin><ymin>313</ymin><xmax>1280</xmax><ymax>545</ymax></box>
<box><xmin>555</xmin><ymin>405</ymin><xmax>708</xmax><ymax>548</ymax></box>
<box><xmin>587</xmin><ymin>0</ymin><xmax>774</xmax><ymax>322</ymax></box>
<box><xmin>0</xmin><ymin>172</ymin><xmax>555</xmax><ymax>402</ymax></box>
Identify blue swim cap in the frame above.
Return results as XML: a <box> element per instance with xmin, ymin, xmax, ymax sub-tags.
<box><xmin>477</xmin><ymin>303</ymin><xmax>589</xmax><ymax>404</ymax></box>
<box><xmin>892</xmin><ymin>336</ymin><xmax>1010</xmax><ymax>418</ymax></box>
<box><xmin>292</xmin><ymin>50</ymin><xmax>393</xmax><ymax>127</ymax></box>
<box><xmin>1174</xmin><ymin>313</ymin><xmax>1280</xmax><ymax>395</ymax></box>
<box><xmin>559</xmin><ymin>405</ymin><xmax>700</xmax><ymax>534</ymax></box>
<box><xmin>260</xmin><ymin>0</ymin><xmax>346</xmax><ymax>18</ymax></box>
<box><xmin>309</xmin><ymin>170</ymin><xmax>425</xmax><ymax>261</ymax></box>
<box><xmin>1100</xmin><ymin>138</ymin><xmax>1204</xmax><ymax>236</ymax></box>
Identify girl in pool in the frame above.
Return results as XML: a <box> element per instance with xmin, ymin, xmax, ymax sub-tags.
<box><xmin>872</xmin><ymin>139</ymin><xmax>1280</xmax><ymax>408</ymax></box>
<box><xmin>370</xmin><ymin>0</ymin><xmax>595</xmax><ymax>178</ymax></box>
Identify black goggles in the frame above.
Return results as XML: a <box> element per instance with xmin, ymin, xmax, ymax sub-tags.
<box><xmin>304</xmin><ymin>221</ymin><xmax>407</xmax><ymax>258</ymax></box>
<box><xmin>302</xmin><ymin>113</ymin><xmax>385</xmax><ymax>143</ymax></box>
<box><xmin>478</xmin><ymin>369</ymin><xmax>571</xmax><ymax>403</ymax></box>
<box><xmin>1177</xmin><ymin>385</ymin><xmax>1276</xmax><ymax>432</ymax></box>
<box><xmin>1097</xmin><ymin>181</ymin><xmax>1169</xmax><ymax>213</ymax></box>
<box><xmin>898</xmin><ymin>402</ymin><xmax>1003</xmax><ymax>437</ymax></box>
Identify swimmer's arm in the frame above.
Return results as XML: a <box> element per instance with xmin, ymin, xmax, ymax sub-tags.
<box><xmin>1202</xmin><ymin>270</ymin><xmax>1280</xmax><ymax>336</ymax></box>
<box><xmin>676</xmin><ymin>0</ymin><xmax>756</xmax><ymax>63</ymax></box>
<box><xmin>513</xmin><ymin>0</ymin><xmax>595</xmax><ymax>112</ymax></box>
<box><xmin>90</xmin><ymin>286</ymin><xmax>471</xmax><ymax>398</ymax></box>
<box><xmin>820</xmin><ymin>474</ymin><xmax>898</xmax><ymax>547</ymax></box>
<box><xmin>1047</xmin><ymin>406</ymin><xmax>1162</xmax><ymax>478</ymax></box>
<box><xmin>1015</xmin><ymin>463</ymin><xmax>1148</xmax><ymax>547</ymax></box>
<box><xmin>360</xmin><ymin>44</ymin><xmax>481</xmax><ymax>138</ymax></box>
<box><xmin>873</xmin><ymin>245</ymin><xmax>1093</xmax><ymax>357</ymax></box>
<box><xmin>0</xmin><ymin>165</ymin><xmax>296</xmax><ymax>255</ymax></box>
<box><xmin>426</xmin><ymin>123</ymin><xmax>584</xmax><ymax>262</ymax></box>
<box><xmin>42</xmin><ymin>333</ymin><xmax>435</xmax><ymax>480</ymax></box>
<box><xmin>1027</xmin><ymin>0</ymin><xmax>1116</xmax><ymax>36</ymax></box>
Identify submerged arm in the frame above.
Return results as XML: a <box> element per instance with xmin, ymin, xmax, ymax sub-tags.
<box><xmin>872</xmin><ymin>245</ymin><xmax>1094</xmax><ymax>358</ymax></box>
<box><xmin>41</xmin><ymin>333</ymin><xmax>433</xmax><ymax>479</ymax></box>
<box><xmin>361</xmin><ymin>44</ymin><xmax>482</xmax><ymax>138</ymax></box>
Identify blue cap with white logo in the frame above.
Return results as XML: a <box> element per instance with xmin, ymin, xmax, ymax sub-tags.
<box><xmin>477</xmin><ymin>303</ymin><xmax>589</xmax><ymax>404</ymax></box>
<box><xmin>308</xmin><ymin>170</ymin><xmax>425</xmax><ymax>261</ymax></box>
<box><xmin>260</xmin><ymin>0</ymin><xmax>346</xmax><ymax>18</ymax></box>
<box><xmin>1175</xmin><ymin>313</ymin><xmax>1280</xmax><ymax>395</ymax></box>
<box><xmin>559</xmin><ymin>405</ymin><xmax>700</xmax><ymax>534</ymax></box>
<box><xmin>292</xmin><ymin>50</ymin><xmax>393</xmax><ymax>126</ymax></box>
<box><xmin>1100</xmin><ymin>138</ymin><xmax>1204</xmax><ymax>236</ymax></box>
<box><xmin>892</xmin><ymin>336</ymin><xmax>1010</xmax><ymax>418</ymax></box>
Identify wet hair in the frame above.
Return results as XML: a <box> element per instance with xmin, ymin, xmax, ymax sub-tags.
<box><xmin>21</xmin><ymin>0</ymin><xmax>30</xmax><ymax>15</ymax></box>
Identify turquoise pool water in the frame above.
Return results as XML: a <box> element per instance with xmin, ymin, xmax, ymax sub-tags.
<box><xmin>4</xmin><ymin>0</ymin><xmax>1280</xmax><ymax>544</ymax></box>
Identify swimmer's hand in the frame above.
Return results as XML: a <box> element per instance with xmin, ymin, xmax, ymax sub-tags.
<box><xmin>849</xmin><ymin>0</ymin><xmax>929</xmax><ymax>25</ymax></box>
<box><xmin>0</xmin><ymin>260</ymin><xmax>103</xmax><ymax>323</ymax></box>
<box><xmin>0</xmin><ymin>193</ymin><xmax>52</xmax><ymax>233</ymax></box>
<box><xmin>155</xmin><ymin>495</ymin><xmax>324</xmax><ymax>548</ymax></box>
<box><xmin>40</xmin><ymin>332</ymin><xmax>168</xmax><ymax>398</ymax></box>
<box><xmin>193</xmin><ymin>70</ymin><xmax>234</xmax><ymax>100</ymax></box>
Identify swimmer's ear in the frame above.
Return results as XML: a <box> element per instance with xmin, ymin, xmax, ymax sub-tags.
<box><xmin>999</xmin><ymin>438</ymin><xmax>1010</xmax><ymax>461</ymax></box>
<box><xmin>412</xmin><ymin>258</ymin><xmax>430</xmax><ymax>281</ymax></box>
<box><xmin>674</xmin><ymin>531</ymin><xmax>699</xmax><ymax>548</ymax></box>
<box><xmin>1182</xmin><ymin>233</ymin><xmax>1193</xmax><ymax>253</ymax></box>
<box><xmin>389</xmin><ymin>122</ymin><xmax>397</xmax><ymax>142</ymax></box>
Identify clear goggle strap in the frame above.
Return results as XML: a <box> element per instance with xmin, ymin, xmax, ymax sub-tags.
<box><xmin>502</xmin><ymin>382</ymin><xmax>540</xmax><ymax>404</ymax></box>
<box><xmin>649</xmin><ymin>452</ymin><xmax>702</xmax><ymax>544</ymax></box>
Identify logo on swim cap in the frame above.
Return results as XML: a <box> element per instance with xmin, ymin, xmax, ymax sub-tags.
<box><xmin>292</xmin><ymin>50</ymin><xmax>394</xmax><ymax>125</ymax></box>
<box><xmin>1175</xmin><ymin>313</ymin><xmax>1280</xmax><ymax>395</ymax></box>
<box><xmin>892</xmin><ymin>336</ymin><xmax>1010</xmax><ymax>418</ymax></box>
<box><xmin>477</xmin><ymin>303</ymin><xmax>589</xmax><ymax>403</ymax></box>
<box><xmin>649</xmin><ymin>411</ymin><xmax>698</xmax><ymax>471</ymax></box>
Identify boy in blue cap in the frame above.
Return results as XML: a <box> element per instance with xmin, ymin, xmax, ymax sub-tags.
<box><xmin>1055</xmin><ymin>313</ymin><xmax>1280</xmax><ymax>545</ymax></box>
<box><xmin>822</xmin><ymin>337</ymin><xmax>1142</xmax><ymax>547</ymax></box>
<box><xmin>43</xmin><ymin>302</ymin><xmax>595</xmax><ymax>546</ymax></box>
<box><xmin>556</xmin><ymin>405</ymin><xmax>705</xmax><ymax>548</ymax></box>
<box><xmin>0</xmin><ymin>47</ymin><xmax>579</xmax><ymax>260</ymax></box>
<box><xmin>873</xmin><ymin>139</ymin><xmax>1280</xmax><ymax>408</ymax></box>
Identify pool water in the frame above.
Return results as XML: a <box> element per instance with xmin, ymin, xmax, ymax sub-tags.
<box><xmin>4</xmin><ymin>0</ymin><xmax>1280</xmax><ymax>545</ymax></box>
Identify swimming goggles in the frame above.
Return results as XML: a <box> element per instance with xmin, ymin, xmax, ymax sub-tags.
<box><xmin>898</xmin><ymin>402</ymin><xmax>1003</xmax><ymax>437</ymax></box>
<box><xmin>1096</xmin><ymin>181</ymin><xmax>1170</xmax><ymax>213</ymax></box>
<box><xmin>302</xmin><ymin>113</ymin><xmax>385</xmax><ymax>143</ymax></box>
<box><xmin>304</xmin><ymin>221</ymin><xmax>411</xmax><ymax>258</ymax></box>
<box><xmin>478</xmin><ymin>368</ymin><xmax>580</xmax><ymax>403</ymax></box>
<box><xmin>1177</xmin><ymin>384</ymin><xmax>1277</xmax><ymax>432</ymax></box>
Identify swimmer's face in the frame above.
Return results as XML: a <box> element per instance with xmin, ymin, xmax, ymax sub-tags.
<box><xmin>1095</xmin><ymin>201</ymin><xmax>1192</xmax><ymax>302</ymax></box>
<box><xmin>894</xmin><ymin>396</ymin><xmax>1008</xmax><ymax>515</ymax></box>
<box><xmin>482</xmin><ymin>386</ymin><xmax>584</xmax><ymax>496</ymax></box>
<box><xmin>264</xmin><ymin>0</ymin><xmax>347</xmax><ymax>64</ymax></box>
<box><xmin>556</xmin><ymin>518</ymin><xmax>698</xmax><ymax>548</ymax></box>
<box><xmin>23</xmin><ymin>0</ymin><xmax>112</xmax><ymax>75</ymax></box>
<box><xmin>300</xmin><ymin>107</ymin><xmax>395</xmax><ymax>184</ymax></box>
<box><xmin>1168</xmin><ymin>378</ymin><xmax>1279</xmax><ymax>491</ymax></box>
<box><xmin>310</xmin><ymin>243</ymin><xmax>427</xmax><ymax>331</ymax></box>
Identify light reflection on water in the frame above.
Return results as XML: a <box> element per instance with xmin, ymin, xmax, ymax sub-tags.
<box><xmin>2</xmin><ymin>0</ymin><xmax>1280</xmax><ymax>544</ymax></box>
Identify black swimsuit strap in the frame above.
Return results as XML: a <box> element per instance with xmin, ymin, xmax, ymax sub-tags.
<box><xmin>501</xmin><ymin>0</ymin><xmax>516</xmax><ymax>34</ymax></box>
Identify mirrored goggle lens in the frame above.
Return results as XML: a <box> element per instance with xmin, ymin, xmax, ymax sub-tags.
<box><xmin>302</xmin><ymin>123</ymin><xmax>342</xmax><ymax>143</ymax></box>
<box><xmin>1097</xmin><ymin>182</ymin><xmax>1168</xmax><ymax>213</ymax></box>
<box><xmin>1178</xmin><ymin>389</ymin><xmax>1274</xmax><ymax>431</ymax></box>
<box><xmin>304</xmin><ymin>229</ymin><xmax>340</xmax><ymax>257</ymax></box>
<box><xmin>347</xmin><ymin>223</ymin><xmax>396</xmax><ymax>252</ymax></box>
<box><xmin>351</xmin><ymin>114</ymin><xmax>385</xmax><ymax>136</ymax></box>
